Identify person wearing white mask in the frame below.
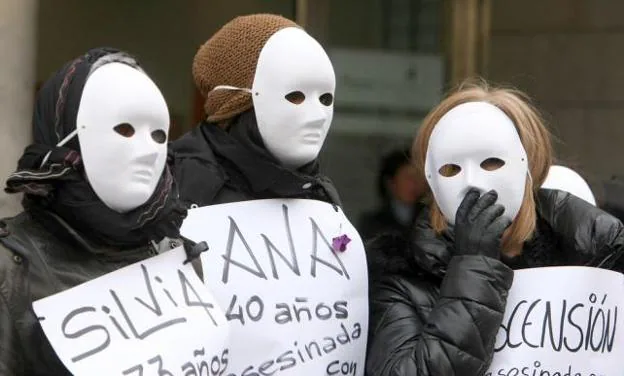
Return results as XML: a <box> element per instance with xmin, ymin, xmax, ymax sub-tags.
<box><xmin>0</xmin><ymin>48</ymin><xmax>200</xmax><ymax>375</ymax></box>
<box><xmin>541</xmin><ymin>164</ymin><xmax>596</xmax><ymax>206</ymax></box>
<box><xmin>365</xmin><ymin>82</ymin><xmax>624</xmax><ymax>376</ymax></box>
<box><xmin>170</xmin><ymin>14</ymin><xmax>341</xmax><ymax>207</ymax></box>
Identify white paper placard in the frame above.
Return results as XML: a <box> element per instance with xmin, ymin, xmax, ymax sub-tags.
<box><xmin>33</xmin><ymin>246</ymin><xmax>230</xmax><ymax>375</ymax></box>
<box><xmin>486</xmin><ymin>266</ymin><xmax>624</xmax><ymax>376</ymax></box>
<box><xmin>181</xmin><ymin>199</ymin><xmax>368</xmax><ymax>376</ymax></box>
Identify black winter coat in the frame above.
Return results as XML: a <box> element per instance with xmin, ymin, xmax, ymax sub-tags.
<box><xmin>169</xmin><ymin>112</ymin><xmax>341</xmax><ymax>208</ymax></box>
<box><xmin>0</xmin><ymin>210</ymin><xmax>182</xmax><ymax>375</ymax></box>
<box><xmin>365</xmin><ymin>189</ymin><xmax>624</xmax><ymax>376</ymax></box>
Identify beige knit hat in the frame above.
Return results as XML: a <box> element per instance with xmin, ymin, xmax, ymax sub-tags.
<box><xmin>192</xmin><ymin>14</ymin><xmax>299</xmax><ymax>124</ymax></box>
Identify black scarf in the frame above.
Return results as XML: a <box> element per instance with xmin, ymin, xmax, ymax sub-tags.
<box><xmin>202</xmin><ymin>109</ymin><xmax>341</xmax><ymax>204</ymax></box>
<box><xmin>5</xmin><ymin>47</ymin><xmax>186</xmax><ymax>249</ymax></box>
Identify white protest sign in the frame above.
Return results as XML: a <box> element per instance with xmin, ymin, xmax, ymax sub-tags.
<box><xmin>33</xmin><ymin>246</ymin><xmax>230</xmax><ymax>376</ymax></box>
<box><xmin>487</xmin><ymin>267</ymin><xmax>624</xmax><ymax>376</ymax></box>
<box><xmin>181</xmin><ymin>199</ymin><xmax>368</xmax><ymax>376</ymax></box>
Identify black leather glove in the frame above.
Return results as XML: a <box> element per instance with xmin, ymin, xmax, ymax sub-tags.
<box><xmin>454</xmin><ymin>189</ymin><xmax>511</xmax><ymax>259</ymax></box>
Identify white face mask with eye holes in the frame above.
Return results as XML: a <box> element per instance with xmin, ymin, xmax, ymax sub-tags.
<box><xmin>74</xmin><ymin>62</ymin><xmax>170</xmax><ymax>213</ymax></box>
<box><xmin>424</xmin><ymin>101</ymin><xmax>529</xmax><ymax>225</ymax></box>
<box><xmin>213</xmin><ymin>27</ymin><xmax>336</xmax><ymax>169</ymax></box>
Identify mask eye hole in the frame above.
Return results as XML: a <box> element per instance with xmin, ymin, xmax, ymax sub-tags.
<box><xmin>319</xmin><ymin>93</ymin><xmax>334</xmax><ymax>106</ymax></box>
<box><xmin>438</xmin><ymin>164</ymin><xmax>461</xmax><ymax>177</ymax></box>
<box><xmin>285</xmin><ymin>91</ymin><xmax>305</xmax><ymax>104</ymax></box>
<box><xmin>151</xmin><ymin>129</ymin><xmax>167</xmax><ymax>144</ymax></box>
<box><xmin>480</xmin><ymin>157</ymin><xmax>506</xmax><ymax>171</ymax></box>
<box><xmin>113</xmin><ymin>123</ymin><xmax>135</xmax><ymax>138</ymax></box>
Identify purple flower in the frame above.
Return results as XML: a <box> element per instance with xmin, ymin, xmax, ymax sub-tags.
<box><xmin>332</xmin><ymin>234</ymin><xmax>351</xmax><ymax>252</ymax></box>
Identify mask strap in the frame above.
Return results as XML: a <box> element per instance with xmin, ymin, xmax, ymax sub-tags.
<box><xmin>39</xmin><ymin>128</ymin><xmax>78</xmax><ymax>168</ymax></box>
<box><xmin>211</xmin><ymin>85</ymin><xmax>255</xmax><ymax>95</ymax></box>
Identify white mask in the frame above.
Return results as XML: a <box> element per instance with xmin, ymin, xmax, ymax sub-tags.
<box><xmin>542</xmin><ymin>165</ymin><xmax>596</xmax><ymax>206</ymax></box>
<box><xmin>75</xmin><ymin>62</ymin><xmax>170</xmax><ymax>213</ymax></box>
<box><xmin>214</xmin><ymin>27</ymin><xmax>335</xmax><ymax>169</ymax></box>
<box><xmin>424</xmin><ymin>102</ymin><xmax>528</xmax><ymax>225</ymax></box>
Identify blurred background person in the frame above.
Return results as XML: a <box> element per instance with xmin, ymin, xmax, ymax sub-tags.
<box><xmin>358</xmin><ymin>148</ymin><xmax>427</xmax><ymax>242</ymax></box>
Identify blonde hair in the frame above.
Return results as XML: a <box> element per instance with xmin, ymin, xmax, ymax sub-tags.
<box><xmin>414</xmin><ymin>80</ymin><xmax>553</xmax><ymax>254</ymax></box>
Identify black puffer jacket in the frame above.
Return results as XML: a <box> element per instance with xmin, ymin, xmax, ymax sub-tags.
<box><xmin>169</xmin><ymin>110</ymin><xmax>341</xmax><ymax>207</ymax></box>
<box><xmin>365</xmin><ymin>189</ymin><xmax>624</xmax><ymax>376</ymax></box>
<box><xmin>0</xmin><ymin>210</ymin><xmax>183</xmax><ymax>375</ymax></box>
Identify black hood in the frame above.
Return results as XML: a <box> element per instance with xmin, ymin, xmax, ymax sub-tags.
<box><xmin>5</xmin><ymin>47</ymin><xmax>187</xmax><ymax>249</ymax></box>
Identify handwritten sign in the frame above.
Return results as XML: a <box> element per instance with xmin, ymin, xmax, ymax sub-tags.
<box><xmin>487</xmin><ymin>267</ymin><xmax>624</xmax><ymax>376</ymax></box>
<box><xmin>33</xmin><ymin>247</ymin><xmax>230</xmax><ymax>375</ymax></box>
<box><xmin>181</xmin><ymin>199</ymin><xmax>368</xmax><ymax>376</ymax></box>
